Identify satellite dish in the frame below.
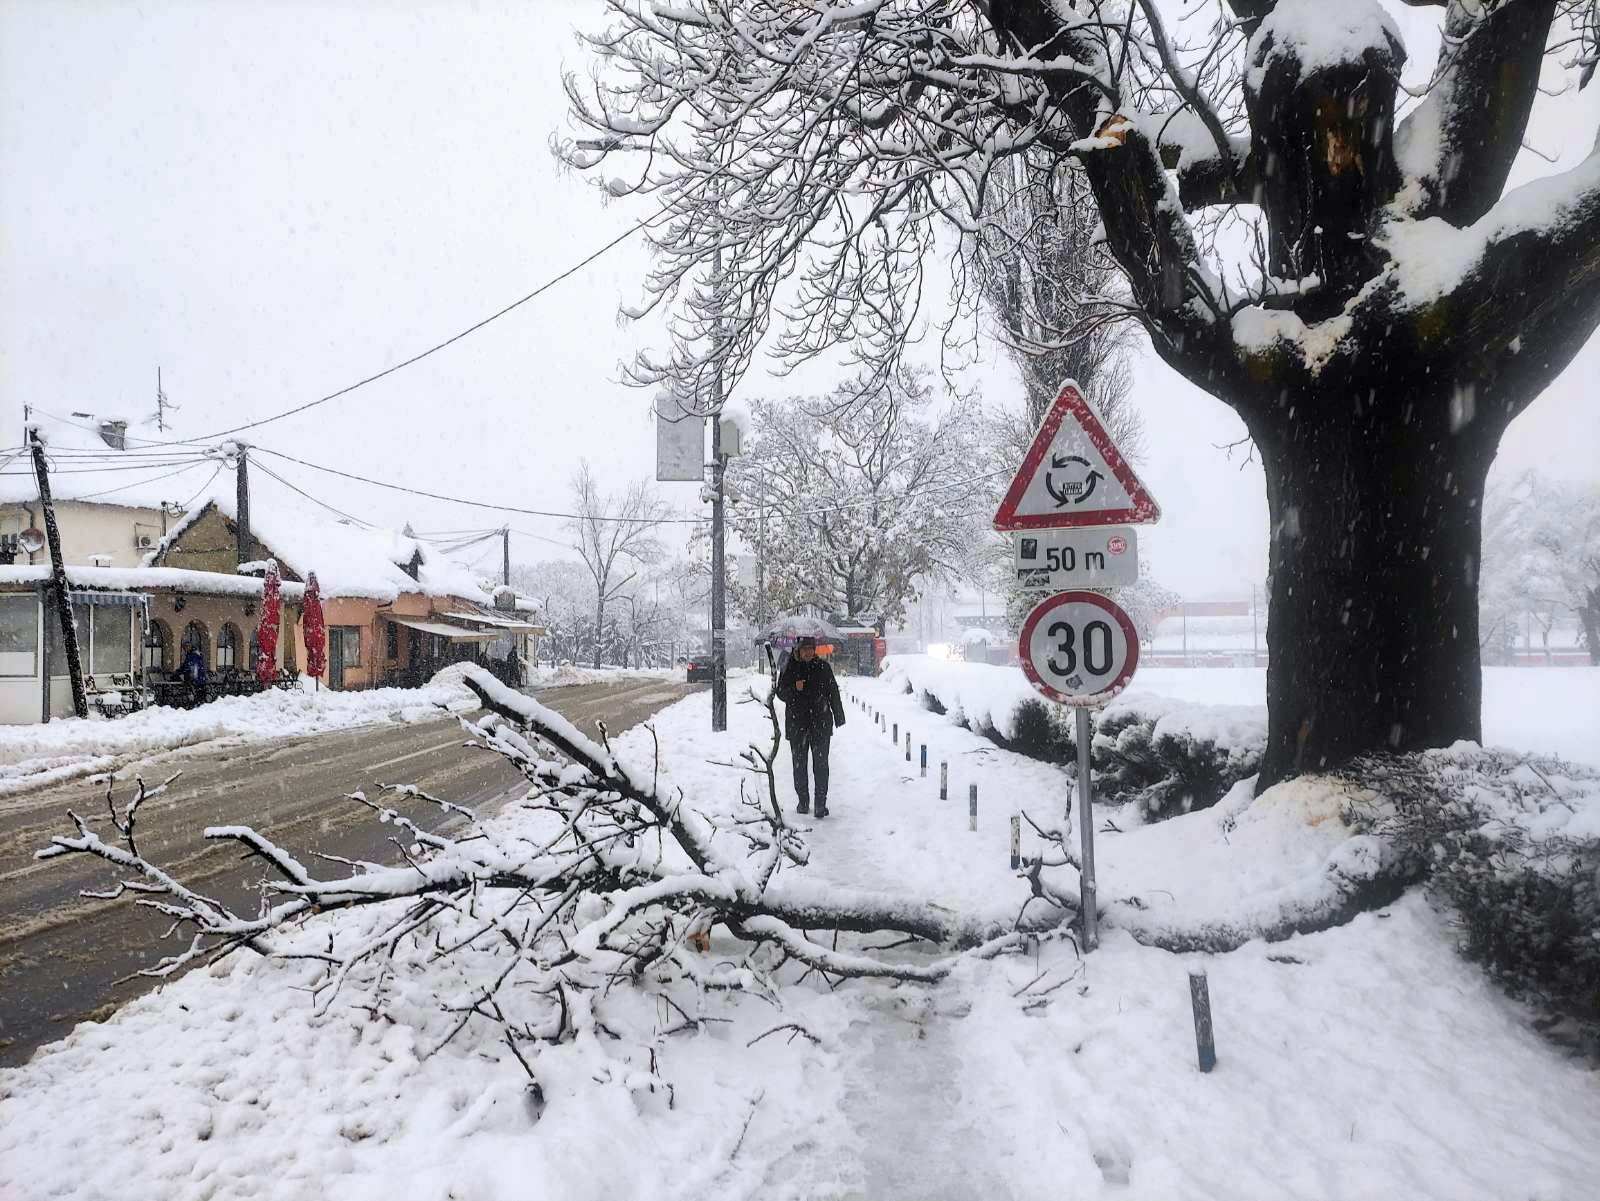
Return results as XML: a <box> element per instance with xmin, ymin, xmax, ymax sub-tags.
<box><xmin>18</xmin><ymin>528</ymin><xmax>46</xmax><ymax>555</ymax></box>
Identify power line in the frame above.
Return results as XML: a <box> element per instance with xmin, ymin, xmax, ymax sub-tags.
<box><xmin>250</xmin><ymin>459</ymin><xmax>376</xmax><ymax>527</ymax></box>
<box><xmin>71</xmin><ymin>204</ymin><xmax>670</xmax><ymax>452</ymax></box>
<box><xmin>248</xmin><ymin>443</ymin><xmax>1009</xmax><ymax>526</ymax></box>
<box><xmin>511</xmin><ymin>527</ymin><xmax>577</xmax><ymax>550</ymax></box>
<box><xmin>72</xmin><ymin>460</ymin><xmax>211</xmax><ymax>502</ymax></box>
<box><xmin>176</xmin><ymin>464</ymin><xmax>224</xmax><ymax>509</ymax></box>
<box><xmin>0</xmin><ymin>457</ymin><xmax>210</xmax><ymax>476</ymax></box>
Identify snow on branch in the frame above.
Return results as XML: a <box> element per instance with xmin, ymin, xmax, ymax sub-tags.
<box><xmin>34</xmin><ymin>664</ymin><xmax>1064</xmax><ymax>1106</ymax></box>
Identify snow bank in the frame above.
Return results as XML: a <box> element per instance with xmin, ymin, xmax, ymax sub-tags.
<box><xmin>4</xmin><ymin>682</ymin><xmax>1599</xmax><ymax>1200</ymax></box>
<box><xmin>0</xmin><ymin>675</ymin><xmax>476</xmax><ymax>797</ymax></box>
<box><xmin>882</xmin><ymin>654</ymin><xmax>1039</xmax><ymax>740</ymax></box>
<box><xmin>887</xmin><ymin>656</ymin><xmax>1600</xmax><ymax>770</ymax></box>
<box><xmin>882</xmin><ymin>655</ymin><xmax>1267</xmax><ymax>816</ymax></box>
<box><xmin>527</xmin><ymin>664</ymin><xmax>680</xmax><ymax>689</ymax></box>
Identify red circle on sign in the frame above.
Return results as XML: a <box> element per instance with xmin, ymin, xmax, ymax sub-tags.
<box><xmin>1107</xmin><ymin>535</ymin><xmax>1128</xmax><ymax>555</ymax></box>
<box><xmin>1017</xmin><ymin>591</ymin><xmax>1140</xmax><ymax>706</ymax></box>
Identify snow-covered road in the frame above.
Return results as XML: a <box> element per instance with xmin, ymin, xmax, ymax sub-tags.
<box><xmin>2</xmin><ymin>673</ymin><xmax>1597</xmax><ymax>1201</ymax></box>
<box><xmin>0</xmin><ymin>676</ymin><xmax>696</xmax><ymax>1069</ymax></box>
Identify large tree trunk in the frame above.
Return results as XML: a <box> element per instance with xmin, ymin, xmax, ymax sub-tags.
<box><xmin>1257</xmin><ymin>394</ymin><xmax>1497</xmax><ymax>790</ymax></box>
<box><xmin>1580</xmin><ymin>587</ymin><xmax>1600</xmax><ymax>666</ymax></box>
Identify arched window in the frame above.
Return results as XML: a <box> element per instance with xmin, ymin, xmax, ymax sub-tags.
<box><xmin>143</xmin><ymin>619</ymin><xmax>171</xmax><ymax>672</ymax></box>
<box><xmin>181</xmin><ymin>620</ymin><xmax>210</xmax><ymax>666</ymax></box>
<box><xmin>216</xmin><ymin>624</ymin><xmax>242</xmax><ymax>671</ymax></box>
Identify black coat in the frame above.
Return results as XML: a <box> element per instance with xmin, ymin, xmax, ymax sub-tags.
<box><xmin>775</xmin><ymin>654</ymin><xmax>846</xmax><ymax>740</ymax></box>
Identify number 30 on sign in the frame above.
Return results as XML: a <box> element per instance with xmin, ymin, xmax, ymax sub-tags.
<box><xmin>1018</xmin><ymin>591</ymin><xmax>1140</xmax><ymax>706</ymax></box>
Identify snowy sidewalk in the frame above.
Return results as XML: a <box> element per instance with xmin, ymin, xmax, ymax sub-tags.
<box><xmin>3</xmin><ymin>678</ymin><xmax>1599</xmax><ymax>1201</ymax></box>
<box><xmin>789</xmin><ymin>684</ymin><xmax>1044</xmax><ymax>1201</ymax></box>
<box><xmin>776</xmin><ymin>676</ymin><xmax>1600</xmax><ymax>1201</ymax></box>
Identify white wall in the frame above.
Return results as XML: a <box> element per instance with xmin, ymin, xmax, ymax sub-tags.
<box><xmin>0</xmin><ymin>500</ymin><xmax>170</xmax><ymax>568</ymax></box>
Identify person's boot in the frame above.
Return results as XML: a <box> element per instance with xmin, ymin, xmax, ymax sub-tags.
<box><xmin>815</xmin><ymin>799</ymin><xmax>829</xmax><ymax>819</ymax></box>
<box><xmin>796</xmin><ymin>798</ymin><xmax>810</xmax><ymax>815</ymax></box>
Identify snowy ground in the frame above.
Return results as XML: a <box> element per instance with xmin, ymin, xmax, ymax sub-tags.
<box><xmin>527</xmin><ymin>664</ymin><xmax>681</xmax><ymax>689</ymax></box>
<box><xmin>2</xmin><ymin>672</ymin><xmax>1598</xmax><ymax>1200</ymax></box>
<box><xmin>0</xmin><ymin>665</ymin><xmax>685</xmax><ymax>800</ymax></box>
<box><xmin>0</xmin><ymin>678</ymin><xmax>478</xmax><ymax>800</ymax></box>
<box><xmin>889</xmin><ymin>656</ymin><xmax>1600</xmax><ymax>768</ymax></box>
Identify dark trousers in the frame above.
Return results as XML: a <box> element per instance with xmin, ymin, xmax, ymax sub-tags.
<box><xmin>789</xmin><ymin>728</ymin><xmax>832</xmax><ymax>808</ymax></box>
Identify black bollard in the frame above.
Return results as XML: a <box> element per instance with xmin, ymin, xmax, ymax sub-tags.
<box><xmin>919</xmin><ymin>745</ymin><xmax>927</xmax><ymax>777</ymax></box>
<box><xmin>940</xmin><ymin>761</ymin><xmax>948</xmax><ymax>800</ymax></box>
<box><xmin>1010</xmin><ymin>814</ymin><xmax>1021</xmax><ymax>869</ymax></box>
<box><xmin>1189</xmin><ymin>969</ymin><xmax>1217</xmax><ymax>1073</ymax></box>
<box><xmin>968</xmin><ymin>783</ymin><xmax>977</xmax><ymax>831</ymax></box>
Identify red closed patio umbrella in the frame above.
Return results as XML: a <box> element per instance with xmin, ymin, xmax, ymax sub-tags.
<box><xmin>256</xmin><ymin>559</ymin><xmax>281</xmax><ymax>686</ymax></box>
<box><xmin>302</xmin><ymin>572</ymin><xmax>326</xmax><ymax>691</ymax></box>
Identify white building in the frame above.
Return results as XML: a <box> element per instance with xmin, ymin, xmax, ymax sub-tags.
<box><xmin>0</xmin><ymin>411</ymin><xmax>191</xmax><ymax>569</ymax></box>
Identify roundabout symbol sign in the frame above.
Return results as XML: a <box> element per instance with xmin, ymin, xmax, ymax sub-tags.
<box><xmin>1018</xmin><ymin>591</ymin><xmax>1140</xmax><ymax>707</ymax></box>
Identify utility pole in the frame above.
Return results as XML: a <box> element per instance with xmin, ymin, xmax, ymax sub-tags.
<box><xmin>29</xmin><ymin>428</ymin><xmax>87</xmax><ymax>719</ymax></box>
<box><xmin>502</xmin><ymin>526</ymin><xmax>511</xmax><ymax>587</ymax></box>
<box><xmin>757</xmin><ymin>495</ymin><xmax>767</xmax><ymax>673</ymax></box>
<box><xmin>234</xmin><ymin>443</ymin><xmax>251</xmax><ymax>566</ymax></box>
<box><xmin>711</xmin><ymin>411</ymin><xmax>727</xmax><ymax>730</ymax></box>
<box><xmin>709</xmin><ymin>236</ymin><xmax>729</xmax><ymax>732</ymax></box>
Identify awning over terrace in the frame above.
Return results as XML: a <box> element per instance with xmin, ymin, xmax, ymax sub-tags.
<box><xmin>387</xmin><ymin>616</ymin><xmax>499</xmax><ymax>643</ymax></box>
<box><xmin>438</xmin><ymin>610</ymin><xmax>543</xmax><ymax>633</ymax></box>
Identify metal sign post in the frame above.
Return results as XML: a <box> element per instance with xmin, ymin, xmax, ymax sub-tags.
<box><xmin>1015</xmin><ymin>589</ymin><xmax>1138</xmax><ymax>951</ymax></box>
<box><xmin>996</xmin><ymin>380</ymin><xmax>1161</xmax><ymax>955</ymax></box>
<box><xmin>1076</xmin><ymin>706</ymin><xmax>1097</xmax><ymax>948</ymax></box>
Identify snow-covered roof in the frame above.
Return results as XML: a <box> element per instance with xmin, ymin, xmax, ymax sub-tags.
<box><xmin>1</xmin><ymin>411</ymin><xmax>204</xmax><ymax>510</ymax></box>
<box><xmin>149</xmin><ymin>484</ymin><xmax>490</xmax><ymax>604</ymax></box>
<box><xmin>0</xmin><ymin>564</ymin><xmax>306</xmax><ymax>603</ymax></box>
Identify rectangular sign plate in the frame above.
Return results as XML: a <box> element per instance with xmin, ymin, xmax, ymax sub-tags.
<box><xmin>656</xmin><ymin>392</ymin><xmax>705</xmax><ymax>482</ymax></box>
<box><xmin>1013</xmin><ymin>526</ymin><xmax>1138</xmax><ymax>588</ymax></box>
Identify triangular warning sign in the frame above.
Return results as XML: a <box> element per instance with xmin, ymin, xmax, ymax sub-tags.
<box><xmin>993</xmin><ymin>381</ymin><xmax>1160</xmax><ymax>531</ymax></box>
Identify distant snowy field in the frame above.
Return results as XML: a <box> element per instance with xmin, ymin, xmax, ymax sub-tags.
<box><xmin>2</xmin><ymin>671</ymin><xmax>1597</xmax><ymax>1200</ymax></box>
<box><xmin>886</xmin><ymin>656</ymin><xmax>1600</xmax><ymax>768</ymax></box>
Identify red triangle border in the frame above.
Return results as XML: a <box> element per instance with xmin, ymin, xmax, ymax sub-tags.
<box><xmin>992</xmin><ymin>381</ymin><xmax>1161</xmax><ymax>531</ymax></box>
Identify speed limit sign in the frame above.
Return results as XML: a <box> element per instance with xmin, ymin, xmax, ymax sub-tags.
<box><xmin>1018</xmin><ymin>591</ymin><xmax>1139</xmax><ymax>706</ymax></box>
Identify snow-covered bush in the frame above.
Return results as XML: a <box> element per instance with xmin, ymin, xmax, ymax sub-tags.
<box><xmin>884</xmin><ymin>655</ymin><xmax>1266</xmax><ymax>820</ymax></box>
<box><xmin>1342</xmin><ymin>748</ymin><xmax>1600</xmax><ymax>1048</ymax></box>
<box><xmin>1093</xmin><ymin>695</ymin><xmax>1266</xmax><ymax>820</ymax></box>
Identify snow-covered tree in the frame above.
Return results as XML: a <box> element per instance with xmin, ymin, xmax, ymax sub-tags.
<box><xmin>564</xmin><ymin>0</ymin><xmax>1600</xmax><ymax>786</ymax></box>
<box><xmin>568</xmin><ymin>463</ymin><xmax>667</xmax><ymax>669</ymax></box>
<box><xmin>727</xmin><ymin>369</ymin><xmax>981</xmax><ymax>628</ymax></box>
<box><xmin>513</xmin><ymin>559</ymin><xmax>595</xmax><ymax>666</ymax></box>
<box><xmin>970</xmin><ymin>149</ymin><xmax>1140</xmax><ymax>438</ymax></box>
<box><xmin>1483</xmin><ymin>472</ymin><xmax>1600</xmax><ymax>663</ymax></box>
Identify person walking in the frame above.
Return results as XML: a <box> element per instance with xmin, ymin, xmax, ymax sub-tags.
<box><xmin>775</xmin><ymin>635</ymin><xmax>846</xmax><ymax>817</ymax></box>
<box><xmin>179</xmin><ymin>644</ymin><xmax>208</xmax><ymax>708</ymax></box>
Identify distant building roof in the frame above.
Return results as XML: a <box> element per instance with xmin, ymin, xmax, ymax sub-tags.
<box><xmin>148</xmin><ymin>485</ymin><xmax>490</xmax><ymax>604</ymax></box>
<box><xmin>0</xmin><ymin>564</ymin><xmax>306</xmax><ymax>603</ymax></box>
<box><xmin>2</xmin><ymin>412</ymin><xmax>200</xmax><ymax>510</ymax></box>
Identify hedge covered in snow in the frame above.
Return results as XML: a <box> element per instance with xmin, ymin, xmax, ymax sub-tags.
<box><xmin>1341</xmin><ymin>746</ymin><xmax>1600</xmax><ymax>1049</ymax></box>
<box><xmin>881</xmin><ymin>655</ymin><xmax>1266</xmax><ymax>819</ymax></box>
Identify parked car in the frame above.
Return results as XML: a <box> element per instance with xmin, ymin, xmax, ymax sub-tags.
<box><xmin>686</xmin><ymin>658</ymin><xmax>712</xmax><ymax>682</ymax></box>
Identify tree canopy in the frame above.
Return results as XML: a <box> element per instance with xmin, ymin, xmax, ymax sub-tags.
<box><xmin>728</xmin><ymin>369</ymin><xmax>980</xmax><ymax>627</ymax></box>
<box><xmin>567</xmin><ymin>0</ymin><xmax>1600</xmax><ymax>785</ymax></box>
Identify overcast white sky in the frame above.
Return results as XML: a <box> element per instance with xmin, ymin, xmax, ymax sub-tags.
<box><xmin>2</xmin><ymin>0</ymin><xmax>1596</xmax><ymax>598</ymax></box>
